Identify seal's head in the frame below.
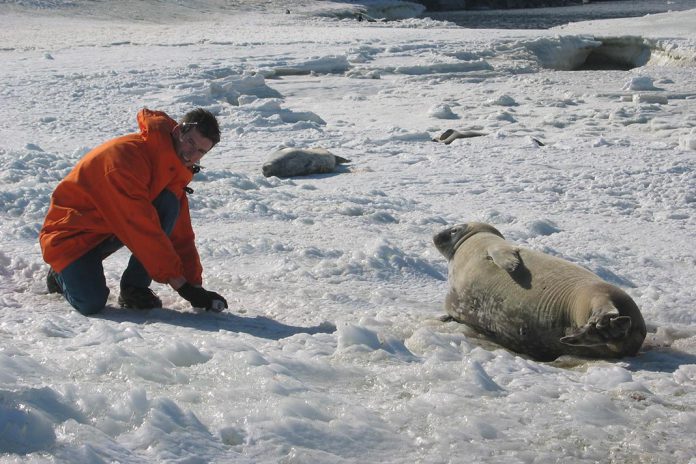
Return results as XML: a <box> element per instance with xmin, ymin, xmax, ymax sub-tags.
<box><xmin>433</xmin><ymin>222</ymin><xmax>504</xmax><ymax>260</ymax></box>
<box><xmin>261</xmin><ymin>161</ymin><xmax>276</xmax><ymax>177</ymax></box>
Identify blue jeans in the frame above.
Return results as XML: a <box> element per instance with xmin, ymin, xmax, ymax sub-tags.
<box><xmin>53</xmin><ymin>189</ymin><xmax>180</xmax><ymax>315</ymax></box>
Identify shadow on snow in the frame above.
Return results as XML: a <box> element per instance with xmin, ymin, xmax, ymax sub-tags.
<box><xmin>95</xmin><ymin>306</ymin><xmax>336</xmax><ymax>341</ymax></box>
<box><xmin>624</xmin><ymin>346</ymin><xmax>696</xmax><ymax>374</ymax></box>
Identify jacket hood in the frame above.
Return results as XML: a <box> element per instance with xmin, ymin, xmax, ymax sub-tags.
<box><xmin>138</xmin><ymin>108</ymin><xmax>177</xmax><ymax>142</ymax></box>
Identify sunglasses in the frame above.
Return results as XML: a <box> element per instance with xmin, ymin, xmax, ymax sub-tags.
<box><xmin>180</xmin><ymin>121</ymin><xmax>198</xmax><ymax>134</ymax></box>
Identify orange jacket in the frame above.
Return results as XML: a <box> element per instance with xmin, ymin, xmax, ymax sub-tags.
<box><xmin>40</xmin><ymin>109</ymin><xmax>203</xmax><ymax>285</ymax></box>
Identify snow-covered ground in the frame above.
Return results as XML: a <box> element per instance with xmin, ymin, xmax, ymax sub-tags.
<box><xmin>1</xmin><ymin>1</ymin><xmax>696</xmax><ymax>462</ymax></box>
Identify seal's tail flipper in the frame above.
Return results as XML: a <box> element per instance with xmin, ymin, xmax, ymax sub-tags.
<box><xmin>334</xmin><ymin>155</ymin><xmax>351</xmax><ymax>164</ymax></box>
<box><xmin>560</xmin><ymin>316</ymin><xmax>632</xmax><ymax>348</ymax></box>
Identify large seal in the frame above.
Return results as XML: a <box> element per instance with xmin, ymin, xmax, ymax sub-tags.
<box><xmin>433</xmin><ymin>222</ymin><xmax>646</xmax><ymax>361</ymax></box>
<box><xmin>262</xmin><ymin>147</ymin><xmax>350</xmax><ymax>178</ymax></box>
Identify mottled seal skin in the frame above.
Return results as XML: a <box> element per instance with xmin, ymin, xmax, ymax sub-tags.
<box><xmin>432</xmin><ymin>129</ymin><xmax>487</xmax><ymax>145</ymax></box>
<box><xmin>433</xmin><ymin>222</ymin><xmax>646</xmax><ymax>361</ymax></box>
<box><xmin>262</xmin><ymin>147</ymin><xmax>350</xmax><ymax>178</ymax></box>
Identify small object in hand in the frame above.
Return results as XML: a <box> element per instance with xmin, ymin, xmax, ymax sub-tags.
<box><xmin>177</xmin><ymin>283</ymin><xmax>228</xmax><ymax>311</ymax></box>
<box><xmin>210</xmin><ymin>299</ymin><xmax>226</xmax><ymax>313</ymax></box>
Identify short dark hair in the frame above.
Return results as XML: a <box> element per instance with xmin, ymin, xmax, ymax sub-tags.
<box><xmin>181</xmin><ymin>108</ymin><xmax>220</xmax><ymax>146</ymax></box>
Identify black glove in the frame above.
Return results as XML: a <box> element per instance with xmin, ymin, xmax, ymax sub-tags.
<box><xmin>177</xmin><ymin>283</ymin><xmax>228</xmax><ymax>312</ymax></box>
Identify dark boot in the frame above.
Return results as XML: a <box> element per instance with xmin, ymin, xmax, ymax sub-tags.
<box><xmin>46</xmin><ymin>269</ymin><xmax>63</xmax><ymax>294</ymax></box>
<box><xmin>118</xmin><ymin>286</ymin><xmax>162</xmax><ymax>309</ymax></box>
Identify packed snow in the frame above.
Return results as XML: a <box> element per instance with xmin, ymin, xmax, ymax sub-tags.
<box><xmin>1</xmin><ymin>0</ymin><xmax>696</xmax><ymax>462</ymax></box>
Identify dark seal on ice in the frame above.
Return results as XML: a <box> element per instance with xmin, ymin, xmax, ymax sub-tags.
<box><xmin>262</xmin><ymin>147</ymin><xmax>350</xmax><ymax>178</ymax></box>
<box><xmin>433</xmin><ymin>222</ymin><xmax>646</xmax><ymax>361</ymax></box>
<box><xmin>433</xmin><ymin>129</ymin><xmax>487</xmax><ymax>145</ymax></box>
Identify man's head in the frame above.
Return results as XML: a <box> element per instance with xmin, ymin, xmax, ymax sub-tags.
<box><xmin>172</xmin><ymin>108</ymin><xmax>220</xmax><ymax>168</ymax></box>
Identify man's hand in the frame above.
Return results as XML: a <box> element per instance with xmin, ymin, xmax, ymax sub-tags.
<box><xmin>176</xmin><ymin>283</ymin><xmax>228</xmax><ymax>312</ymax></box>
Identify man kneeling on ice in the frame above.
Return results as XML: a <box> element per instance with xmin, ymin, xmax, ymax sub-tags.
<box><xmin>40</xmin><ymin>108</ymin><xmax>228</xmax><ymax>315</ymax></box>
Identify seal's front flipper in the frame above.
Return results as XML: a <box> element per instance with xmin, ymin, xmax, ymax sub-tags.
<box><xmin>560</xmin><ymin>316</ymin><xmax>632</xmax><ymax>347</ymax></box>
<box><xmin>488</xmin><ymin>245</ymin><xmax>520</xmax><ymax>272</ymax></box>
